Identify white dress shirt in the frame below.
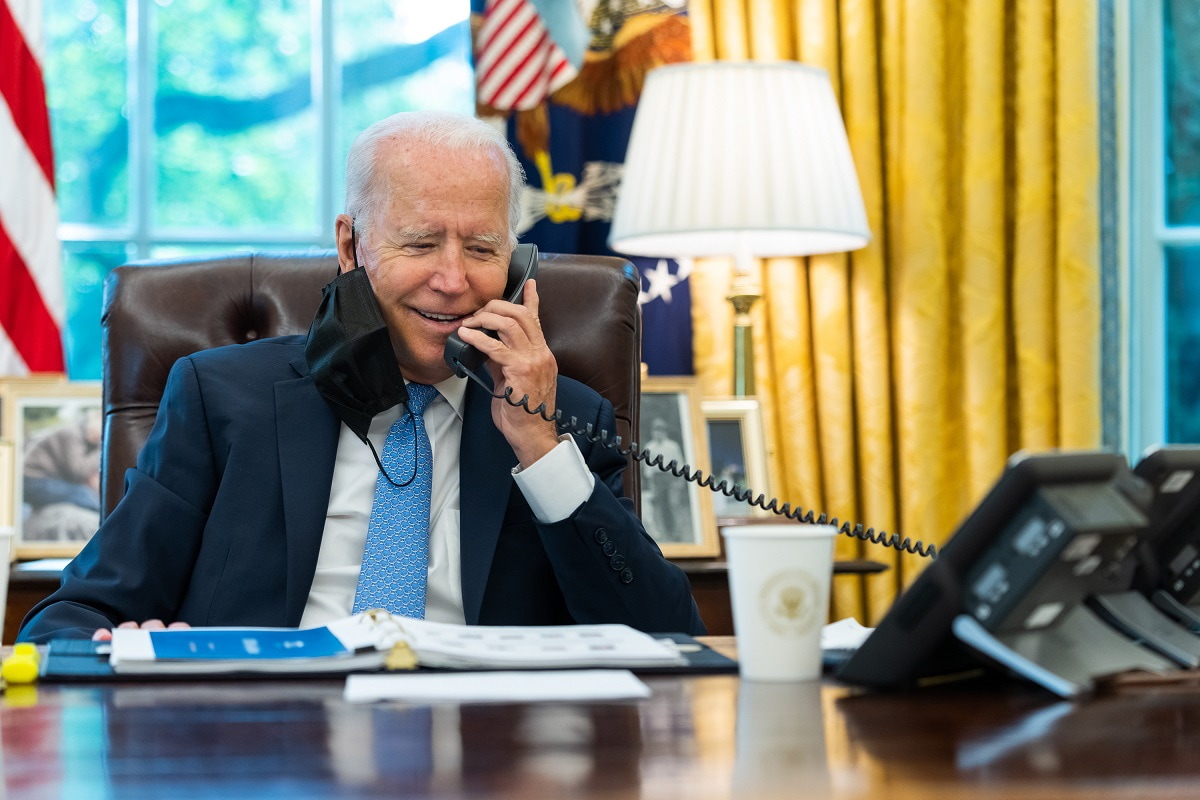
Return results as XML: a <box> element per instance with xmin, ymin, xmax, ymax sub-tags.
<box><xmin>299</xmin><ymin>376</ymin><xmax>595</xmax><ymax>627</ymax></box>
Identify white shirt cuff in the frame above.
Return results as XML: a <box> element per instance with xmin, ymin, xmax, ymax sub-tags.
<box><xmin>512</xmin><ymin>435</ymin><xmax>595</xmax><ymax>523</ymax></box>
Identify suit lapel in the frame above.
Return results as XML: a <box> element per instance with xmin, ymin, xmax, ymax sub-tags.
<box><xmin>458</xmin><ymin>379</ymin><xmax>518</xmax><ymax>625</ymax></box>
<box><xmin>277</xmin><ymin>354</ymin><xmax>340</xmax><ymax>624</ymax></box>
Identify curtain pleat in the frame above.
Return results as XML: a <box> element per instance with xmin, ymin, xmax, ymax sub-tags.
<box><xmin>838</xmin><ymin>0</ymin><xmax>901</xmax><ymax>617</ymax></box>
<box><xmin>711</xmin><ymin>0</ymin><xmax>751</xmax><ymax>60</ymax></box>
<box><xmin>960</xmin><ymin>0</ymin><xmax>1010</xmax><ymax>500</ymax></box>
<box><xmin>1056</xmin><ymin>0</ymin><xmax>1102</xmax><ymax>448</ymax></box>
<box><xmin>763</xmin><ymin>257</ymin><xmax>823</xmax><ymax>509</ymax></box>
<box><xmin>1013</xmin><ymin>0</ymin><xmax>1059</xmax><ymax>452</ymax></box>
<box><xmin>689</xmin><ymin>0</ymin><xmax>716</xmax><ymax>62</ymax></box>
<box><xmin>754</xmin><ymin>0</ymin><xmax>794</xmax><ymax>60</ymax></box>
<box><xmin>687</xmin><ymin>0</ymin><xmax>1101</xmax><ymax>622</ymax></box>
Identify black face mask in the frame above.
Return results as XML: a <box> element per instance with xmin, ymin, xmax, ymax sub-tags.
<box><xmin>304</xmin><ymin>266</ymin><xmax>409</xmax><ymax>443</ymax></box>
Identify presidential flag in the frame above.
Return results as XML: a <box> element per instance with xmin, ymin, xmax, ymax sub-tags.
<box><xmin>1</xmin><ymin>0</ymin><xmax>64</xmax><ymax>375</ymax></box>
<box><xmin>472</xmin><ymin>0</ymin><xmax>694</xmax><ymax>375</ymax></box>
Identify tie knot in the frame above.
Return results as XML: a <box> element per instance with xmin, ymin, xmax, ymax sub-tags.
<box><xmin>405</xmin><ymin>383</ymin><xmax>439</xmax><ymax>416</ymax></box>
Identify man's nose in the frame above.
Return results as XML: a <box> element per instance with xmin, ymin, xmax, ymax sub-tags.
<box><xmin>429</xmin><ymin>247</ymin><xmax>470</xmax><ymax>293</ymax></box>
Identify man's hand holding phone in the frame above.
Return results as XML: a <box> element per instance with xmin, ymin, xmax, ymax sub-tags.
<box><xmin>455</xmin><ymin>279</ymin><xmax>561</xmax><ymax>467</ymax></box>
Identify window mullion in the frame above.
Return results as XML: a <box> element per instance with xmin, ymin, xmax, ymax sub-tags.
<box><xmin>129</xmin><ymin>0</ymin><xmax>155</xmax><ymax>259</ymax></box>
<box><xmin>1128</xmin><ymin>0</ymin><xmax>1168</xmax><ymax>455</ymax></box>
<box><xmin>314</xmin><ymin>0</ymin><xmax>337</xmax><ymax>243</ymax></box>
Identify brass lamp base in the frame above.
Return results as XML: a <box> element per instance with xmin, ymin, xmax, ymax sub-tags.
<box><xmin>727</xmin><ymin>273</ymin><xmax>761</xmax><ymax>397</ymax></box>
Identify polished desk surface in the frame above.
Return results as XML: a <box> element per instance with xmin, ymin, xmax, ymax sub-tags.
<box><xmin>3</xmin><ymin>638</ymin><xmax>1200</xmax><ymax>799</ymax></box>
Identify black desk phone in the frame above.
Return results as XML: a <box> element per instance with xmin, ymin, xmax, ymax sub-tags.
<box><xmin>837</xmin><ymin>448</ymin><xmax>1200</xmax><ymax>697</ymax></box>
<box><xmin>1129</xmin><ymin>445</ymin><xmax>1200</xmax><ymax>631</ymax></box>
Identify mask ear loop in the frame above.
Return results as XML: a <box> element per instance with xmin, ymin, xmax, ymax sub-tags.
<box><xmin>374</xmin><ymin>412</ymin><xmax>421</xmax><ymax>489</ymax></box>
<box><xmin>346</xmin><ymin>219</ymin><xmax>421</xmax><ymax>489</ymax></box>
<box><xmin>351</xmin><ymin>221</ymin><xmax>362</xmax><ymax>269</ymax></box>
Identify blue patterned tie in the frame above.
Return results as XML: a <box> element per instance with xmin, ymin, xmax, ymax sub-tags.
<box><xmin>352</xmin><ymin>383</ymin><xmax>440</xmax><ymax>617</ymax></box>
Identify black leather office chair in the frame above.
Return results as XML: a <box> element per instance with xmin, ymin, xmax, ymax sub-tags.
<box><xmin>99</xmin><ymin>250</ymin><xmax>643</xmax><ymax>517</ymax></box>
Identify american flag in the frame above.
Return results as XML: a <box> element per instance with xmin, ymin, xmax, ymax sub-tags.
<box><xmin>1</xmin><ymin>0</ymin><xmax>64</xmax><ymax>374</ymax></box>
<box><xmin>474</xmin><ymin>0</ymin><xmax>579</xmax><ymax>111</ymax></box>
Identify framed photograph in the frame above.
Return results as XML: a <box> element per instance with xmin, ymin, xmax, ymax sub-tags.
<box><xmin>638</xmin><ymin>377</ymin><xmax>718</xmax><ymax>558</ymax></box>
<box><xmin>702</xmin><ymin>398</ymin><xmax>771</xmax><ymax>520</ymax></box>
<box><xmin>0</xmin><ymin>378</ymin><xmax>103</xmax><ymax>559</ymax></box>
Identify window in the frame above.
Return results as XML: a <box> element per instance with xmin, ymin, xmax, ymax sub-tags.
<box><xmin>1128</xmin><ymin>0</ymin><xmax>1200</xmax><ymax>452</ymax></box>
<box><xmin>45</xmin><ymin>0</ymin><xmax>473</xmax><ymax>378</ymax></box>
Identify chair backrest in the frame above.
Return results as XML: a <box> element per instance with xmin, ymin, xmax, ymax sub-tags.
<box><xmin>100</xmin><ymin>250</ymin><xmax>642</xmax><ymax>517</ymax></box>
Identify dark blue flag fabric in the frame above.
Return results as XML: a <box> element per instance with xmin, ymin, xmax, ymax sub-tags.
<box><xmin>470</xmin><ymin>0</ymin><xmax>694</xmax><ymax>376</ymax></box>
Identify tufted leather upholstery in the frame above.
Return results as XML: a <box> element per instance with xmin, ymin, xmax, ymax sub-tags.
<box><xmin>100</xmin><ymin>250</ymin><xmax>643</xmax><ymax>518</ymax></box>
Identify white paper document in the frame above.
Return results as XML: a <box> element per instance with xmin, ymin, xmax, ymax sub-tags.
<box><xmin>344</xmin><ymin>669</ymin><xmax>652</xmax><ymax>704</ymax></box>
<box><xmin>821</xmin><ymin>617</ymin><xmax>874</xmax><ymax>652</ymax></box>
<box><xmin>354</xmin><ymin>617</ymin><xmax>687</xmax><ymax>669</ymax></box>
<box><xmin>108</xmin><ymin>613</ymin><xmax>687</xmax><ymax>675</ymax></box>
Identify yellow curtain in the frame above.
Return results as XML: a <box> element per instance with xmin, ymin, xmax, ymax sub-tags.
<box><xmin>687</xmin><ymin>0</ymin><xmax>1101</xmax><ymax>623</ymax></box>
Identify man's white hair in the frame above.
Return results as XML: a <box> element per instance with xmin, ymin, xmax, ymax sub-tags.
<box><xmin>344</xmin><ymin>110</ymin><xmax>525</xmax><ymax>247</ymax></box>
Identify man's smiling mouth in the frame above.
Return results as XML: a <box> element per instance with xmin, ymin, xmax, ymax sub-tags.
<box><xmin>418</xmin><ymin>310</ymin><xmax>465</xmax><ymax>323</ymax></box>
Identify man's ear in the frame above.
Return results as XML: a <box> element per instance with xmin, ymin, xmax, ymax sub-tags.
<box><xmin>334</xmin><ymin>214</ymin><xmax>356</xmax><ymax>274</ymax></box>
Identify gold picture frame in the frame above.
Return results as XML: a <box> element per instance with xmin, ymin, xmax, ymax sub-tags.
<box><xmin>0</xmin><ymin>377</ymin><xmax>103</xmax><ymax>559</ymax></box>
<box><xmin>702</xmin><ymin>397</ymin><xmax>772</xmax><ymax>520</ymax></box>
<box><xmin>638</xmin><ymin>376</ymin><xmax>718</xmax><ymax>558</ymax></box>
<box><xmin>0</xmin><ymin>438</ymin><xmax>14</xmax><ymax>561</ymax></box>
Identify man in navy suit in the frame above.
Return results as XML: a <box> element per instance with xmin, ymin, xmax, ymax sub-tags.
<box><xmin>19</xmin><ymin>111</ymin><xmax>704</xmax><ymax>643</ymax></box>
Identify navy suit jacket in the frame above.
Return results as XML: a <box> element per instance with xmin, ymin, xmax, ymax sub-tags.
<box><xmin>19</xmin><ymin>336</ymin><xmax>705</xmax><ymax>642</ymax></box>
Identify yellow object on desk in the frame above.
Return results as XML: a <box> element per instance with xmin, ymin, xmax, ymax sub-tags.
<box><xmin>2</xmin><ymin>643</ymin><xmax>40</xmax><ymax>684</ymax></box>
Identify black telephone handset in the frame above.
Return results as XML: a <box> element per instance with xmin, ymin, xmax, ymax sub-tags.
<box><xmin>443</xmin><ymin>243</ymin><xmax>539</xmax><ymax>378</ymax></box>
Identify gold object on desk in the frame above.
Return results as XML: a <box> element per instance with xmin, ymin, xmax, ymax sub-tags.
<box><xmin>384</xmin><ymin>640</ymin><xmax>418</xmax><ymax>671</ymax></box>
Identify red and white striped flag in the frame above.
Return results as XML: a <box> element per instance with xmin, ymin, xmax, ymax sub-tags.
<box><xmin>1</xmin><ymin>0</ymin><xmax>65</xmax><ymax>375</ymax></box>
<box><xmin>474</xmin><ymin>0</ymin><xmax>578</xmax><ymax>111</ymax></box>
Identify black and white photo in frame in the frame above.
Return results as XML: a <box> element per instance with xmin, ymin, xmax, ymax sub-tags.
<box><xmin>637</xmin><ymin>377</ymin><xmax>718</xmax><ymax>558</ymax></box>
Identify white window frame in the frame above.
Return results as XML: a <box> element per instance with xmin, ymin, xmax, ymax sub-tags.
<box><xmin>1125</xmin><ymin>0</ymin><xmax>1180</xmax><ymax>457</ymax></box>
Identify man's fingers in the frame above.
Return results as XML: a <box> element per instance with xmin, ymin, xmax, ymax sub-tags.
<box><xmin>522</xmin><ymin>278</ymin><xmax>541</xmax><ymax>320</ymax></box>
<box><xmin>95</xmin><ymin>619</ymin><xmax>188</xmax><ymax>640</ymax></box>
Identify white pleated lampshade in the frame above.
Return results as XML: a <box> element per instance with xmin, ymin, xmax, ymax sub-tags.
<box><xmin>609</xmin><ymin>61</ymin><xmax>870</xmax><ymax>260</ymax></box>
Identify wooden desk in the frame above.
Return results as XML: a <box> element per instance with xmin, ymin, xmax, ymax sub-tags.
<box><xmin>3</xmin><ymin>643</ymin><xmax>1198</xmax><ymax>799</ymax></box>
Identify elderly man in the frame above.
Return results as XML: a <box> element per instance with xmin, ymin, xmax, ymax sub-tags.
<box><xmin>20</xmin><ymin>110</ymin><xmax>704</xmax><ymax>642</ymax></box>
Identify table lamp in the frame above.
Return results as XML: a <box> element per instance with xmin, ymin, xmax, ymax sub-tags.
<box><xmin>609</xmin><ymin>61</ymin><xmax>871</xmax><ymax>395</ymax></box>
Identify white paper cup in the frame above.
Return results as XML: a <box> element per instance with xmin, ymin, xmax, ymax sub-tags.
<box><xmin>722</xmin><ymin>523</ymin><xmax>836</xmax><ymax>681</ymax></box>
